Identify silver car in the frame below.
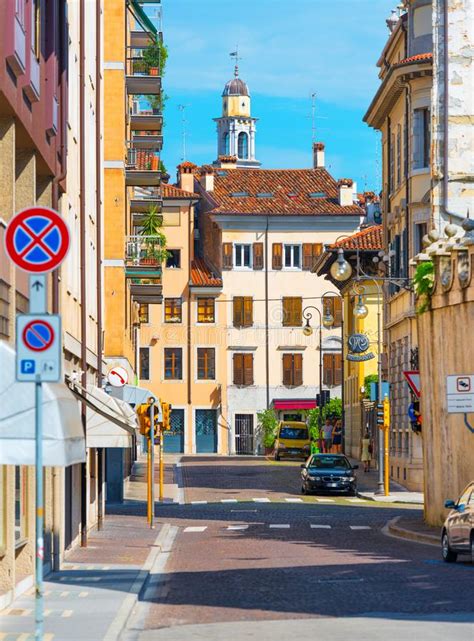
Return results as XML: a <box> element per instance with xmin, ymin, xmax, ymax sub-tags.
<box><xmin>441</xmin><ymin>481</ymin><xmax>474</xmax><ymax>563</ymax></box>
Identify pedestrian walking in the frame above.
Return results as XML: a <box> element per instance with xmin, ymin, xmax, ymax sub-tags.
<box><xmin>332</xmin><ymin>419</ymin><xmax>343</xmax><ymax>453</ymax></box>
<box><xmin>322</xmin><ymin>419</ymin><xmax>333</xmax><ymax>453</ymax></box>
<box><xmin>361</xmin><ymin>430</ymin><xmax>372</xmax><ymax>472</ymax></box>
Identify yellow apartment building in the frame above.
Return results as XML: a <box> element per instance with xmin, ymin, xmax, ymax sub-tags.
<box><xmin>364</xmin><ymin>1</ymin><xmax>432</xmax><ymax>490</ymax></box>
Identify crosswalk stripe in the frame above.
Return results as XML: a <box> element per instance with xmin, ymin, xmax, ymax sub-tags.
<box><xmin>310</xmin><ymin>524</ymin><xmax>331</xmax><ymax>529</ymax></box>
<box><xmin>227</xmin><ymin>525</ymin><xmax>249</xmax><ymax>530</ymax></box>
<box><xmin>253</xmin><ymin>498</ymin><xmax>271</xmax><ymax>503</ymax></box>
<box><xmin>221</xmin><ymin>499</ymin><xmax>238</xmax><ymax>503</ymax></box>
<box><xmin>350</xmin><ymin>525</ymin><xmax>371</xmax><ymax>530</ymax></box>
<box><xmin>285</xmin><ymin>498</ymin><xmax>303</xmax><ymax>503</ymax></box>
<box><xmin>62</xmin><ymin>610</ymin><xmax>73</xmax><ymax>618</ymax></box>
<box><xmin>79</xmin><ymin>591</ymin><xmax>88</xmax><ymax>598</ymax></box>
<box><xmin>316</xmin><ymin>498</ymin><xmax>335</xmax><ymax>503</ymax></box>
<box><xmin>183</xmin><ymin>526</ymin><xmax>207</xmax><ymax>533</ymax></box>
<box><xmin>269</xmin><ymin>524</ymin><xmax>290</xmax><ymax>529</ymax></box>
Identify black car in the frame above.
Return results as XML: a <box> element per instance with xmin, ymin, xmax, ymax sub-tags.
<box><xmin>301</xmin><ymin>454</ymin><xmax>358</xmax><ymax>496</ymax></box>
<box><xmin>441</xmin><ymin>481</ymin><xmax>474</xmax><ymax>563</ymax></box>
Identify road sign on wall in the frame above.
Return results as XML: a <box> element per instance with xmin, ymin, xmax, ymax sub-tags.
<box><xmin>16</xmin><ymin>315</ymin><xmax>62</xmax><ymax>382</ymax></box>
<box><xmin>447</xmin><ymin>375</ymin><xmax>474</xmax><ymax>414</ymax></box>
<box><xmin>403</xmin><ymin>371</ymin><xmax>421</xmax><ymax>398</ymax></box>
<box><xmin>107</xmin><ymin>366</ymin><xmax>129</xmax><ymax>388</ymax></box>
<box><xmin>4</xmin><ymin>207</ymin><xmax>70</xmax><ymax>273</ymax></box>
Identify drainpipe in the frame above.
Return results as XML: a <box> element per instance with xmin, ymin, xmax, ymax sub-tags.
<box><xmin>187</xmin><ymin>203</ymin><xmax>192</xmax><ymax>407</ymax></box>
<box><xmin>79</xmin><ymin>0</ymin><xmax>88</xmax><ymax>548</ymax></box>
<box><xmin>264</xmin><ymin>216</ymin><xmax>270</xmax><ymax>409</ymax></box>
<box><xmin>95</xmin><ymin>0</ymin><xmax>104</xmax><ymax>532</ymax></box>
<box><xmin>442</xmin><ymin>0</ymin><xmax>449</xmax><ymax>221</ymax></box>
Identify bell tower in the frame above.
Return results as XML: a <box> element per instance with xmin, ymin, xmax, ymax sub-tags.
<box><xmin>213</xmin><ymin>59</ymin><xmax>261</xmax><ymax>168</ymax></box>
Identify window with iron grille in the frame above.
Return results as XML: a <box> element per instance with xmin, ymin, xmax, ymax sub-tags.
<box><xmin>164</xmin><ymin>348</ymin><xmax>182</xmax><ymax>380</ymax></box>
<box><xmin>282</xmin><ymin>353</ymin><xmax>303</xmax><ymax>387</ymax></box>
<box><xmin>197</xmin><ymin>297</ymin><xmax>215</xmax><ymax>323</ymax></box>
<box><xmin>197</xmin><ymin>347</ymin><xmax>215</xmax><ymax>380</ymax></box>
<box><xmin>0</xmin><ymin>280</ymin><xmax>10</xmax><ymax>339</ymax></box>
<box><xmin>164</xmin><ymin>298</ymin><xmax>182</xmax><ymax>323</ymax></box>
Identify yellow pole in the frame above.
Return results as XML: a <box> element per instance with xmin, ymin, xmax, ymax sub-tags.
<box><xmin>147</xmin><ymin>435</ymin><xmax>151</xmax><ymax>524</ymax></box>
<box><xmin>384</xmin><ymin>426</ymin><xmax>390</xmax><ymax>496</ymax></box>
<box><xmin>159</xmin><ymin>429</ymin><xmax>164</xmax><ymax>501</ymax></box>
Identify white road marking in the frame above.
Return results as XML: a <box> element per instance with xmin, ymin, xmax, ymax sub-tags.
<box><xmin>350</xmin><ymin>525</ymin><xmax>372</xmax><ymax>530</ymax></box>
<box><xmin>79</xmin><ymin>591</ymin><xmax>89</xmax><ymax>598</ymax></box>
<box><xmin>191</xmin><ymin>500</ymin><xmax>208</xmax><ymax>505</ymax></box>
<box><xmin>269</xmin><ymin>524</ymin><xmax>290</xmax><ymax>529</ymax></box>
<box><xmin>60</xmin><ymin>591</ymin><xmax>70</xmax><ymax>597</ymax></box>
<box><xmin>347</xmin><ymin>498</ymin><xmax>365</xmax><ymax>503</ymax></box>
<box><xmin>221</xmin><ymin>499</ymin><xmax>238</xmax><ymax>503</ymax></box>
<box><xmin>253</xmin><ymin>498</ymin><xmax>271</xmax><ymax>503</ymax></box>
<box><xmin>183</xmin><ymin>526</ymin><xmax>207</xmax><ymax>533</ymax></box>
<box><xmin>62</xmin><ymin>610</ymin><xmax>74</xmax><ymax>618</ymax></box>
<box><xmin>285</xmin><ymin>498</ymin><xmax>303</xmax><ymax>503</ymax></box>
<box><xmin>227</xmin><ymin>525</ymin><xmax>249</xmax><ymax>530</ymax></box>
<box><xmin>316</xmin><ymin>498</ymin><xmax>335</xmax><ymax>503</ymax></box>
<box><xmin>310</xmin><ymin>524</ymin><xmax>332</xmax><ymax>529</ymax></box>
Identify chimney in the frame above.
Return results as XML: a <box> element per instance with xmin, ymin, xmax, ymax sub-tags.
<box><xmin>199</xmin><ymin>165</ymin><xmax>215</xmax><ymax>192</ymax></box>
<box><xmin>313</xmin><ymin>142</ymin><xmax>325</xmax><ymax>168</ymax></box>
<box><xmin>177</xmin><ymin>161</ymin><xmax>197</xmax><ymax>193</ymax></box>
<box><xmin>337</xmin><ymin>178</ymin><xmax>354</xmax><ymax>206</ymax></box>
<box><xmin>217</xmin><ymin>155</ymin><xmax>237</xmax><ymax>169</ymax></box>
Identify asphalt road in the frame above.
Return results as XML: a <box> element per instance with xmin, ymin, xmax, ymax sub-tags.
<box><xmin>124</xmin><ymin>457</ymin><xmax>474</xmax><ymax>641</ymax></box>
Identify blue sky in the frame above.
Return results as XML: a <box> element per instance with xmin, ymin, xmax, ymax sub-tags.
<box><xmin>158</xmin><ymin>0</ymin><xmax>395</xmax><ymax>192</ymax></box>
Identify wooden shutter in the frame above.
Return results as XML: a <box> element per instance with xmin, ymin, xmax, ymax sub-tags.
<box><xmin>222</xmin><ymin>243</ymin><xmax>233</xmax><ymax>270</ymax></box>
<box><xmin>302</xmin><ymin>244</ymin><xmax>313</xmax><ymax>270</ymax></box>
<box><xmin>333</xmin><ymin>297</ymin><xmax>342</xmax><ymax>328</ymax></box>
<box><xmin>272</xmin><ymin>243</ymin><xmax>282</xmax><ymax>269</ymax></box>
<box><xmin>312</xmin><ymin>243</ymin><xmax>323</xmax><ymax>268</ymax></box>
<box><xmin>283</xmin><ymin>297</ymin><xmax>302</xmax><ymax>326</ymax></box>
<box><xmin>293</xmin><ymin>297</ymin><xmax>302</xmax><ymax>326</ymax></box>
<box><xmin>233</xmin><ymin>297</ymin><xmax>243</xmax><ymax>327</ymax></box>
<box><xmin>293</xmin><ymin>353</ymin><xmax>303</xmax><ymax>386</ymax></box>
<box><xmin>243</xmin><ymin>353</ymin><xmax>254</xmax><ymax>386</ymax></box>
<box><xmin>233</xmin><ymin>354</ymin><xmax>243</xmax><ymax>385</ymax></box>
<box><xmin>334</xmin><ymin>353</ymin><xmax>342</xmax><ymax>386</ymax></box>
<box><xmin>323</xmin><ymin>353</ymin><xmax>333</xmax><ymax>387</ymax></box>
<box><xmin>282</xmin><ymin>298</ymin><xmax>291</xmax><ymax>326</ymax></box>
<box><xmin>282</xmin><ymin>354</ymin><xmax>292</xmax><ymax>386</ymax></box>
<box><xmin>243</xmin><ymin>297</ymin><xmax>253</xmax><ymax>327</ymax></box>
<box><xmin>253</xmin><ymin>243</ymin><xmax>263</xmax><ymax>270</ymax></box>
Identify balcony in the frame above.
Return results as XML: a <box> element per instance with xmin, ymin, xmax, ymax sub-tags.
<box><xmin>125</xmin><ymin>145</ymin><xmax>160</xmax><ymax>187</ymax></box>
<box><xmin>125</xmin><ymin>234</ymin><xmax>164</xmax><ymax>303</ymax></box>
<box><xmin>132</xmin><ymin>132</ymin><xmax>163</xmax><ymax>150</ymax></box>
<box><xmin>130</xmin><ymin>29</ymin><xmax>162</xmax><ymax>49</ymax></box>
<box><xmin>129</xmin><ymin>111</ymin><xmax>163</xmax><ymax>134</ymax></box>
<box><xmin>125</xmin><ymin>48</ymin><xmax>162</xmax><ymax>95</ymax></box>
<box><xmin>130</xmin><ymin>190</ymin><xmax>162</xmax><ymax>215</ymax></box>
<box><xmin>129</xmin><ymin>282</ymin><xmax>163</xmax><ymax>304</ymax></box>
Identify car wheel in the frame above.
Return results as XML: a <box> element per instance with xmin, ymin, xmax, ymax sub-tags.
<box><xmin>441</xmin><ymin>531</ymin><xmax>457</xmax><ymax>563</ymax></box>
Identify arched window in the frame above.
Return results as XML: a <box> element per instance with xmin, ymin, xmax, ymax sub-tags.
<box><xmin>238</xmin><ymin>132</ymin><xmax>248</xmax><ymax>159</ymax></box>
<box><xmin>223</xmin><ymin>132</ymin><xmax>229</xmax><ymax>155</ymax></box>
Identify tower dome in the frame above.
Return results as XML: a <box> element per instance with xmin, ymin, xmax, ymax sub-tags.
<box><xmin>222</xmin><ymin>77</ymin><xmax>249</xmax><ymax>97</ymax></box>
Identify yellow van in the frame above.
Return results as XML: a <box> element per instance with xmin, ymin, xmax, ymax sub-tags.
<box><xmin>274</xmin><ymin>421</ymin><xmax>311</xmax><ymax>461</ymax></box>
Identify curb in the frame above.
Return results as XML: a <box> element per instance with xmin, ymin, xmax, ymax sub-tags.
<box><xmin>357</xmin><ymin>491</ymin><xmax>423</xmax><ymax>506</ymax></box>
<box><xmin>385</xmin><ymin>516</ymin><xmax>439</xmax><ymax>547</ymax></box>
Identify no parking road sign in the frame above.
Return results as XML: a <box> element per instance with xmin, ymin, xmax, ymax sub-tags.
<box><xmin>4</xmin><ymin>206</ymin><xmax>70</xmax><ymax>273</ymax></box>
<box><xmin>16</xmin><ymin>314</ymin><xmax>61</xmax><ymax>382</ymax></box>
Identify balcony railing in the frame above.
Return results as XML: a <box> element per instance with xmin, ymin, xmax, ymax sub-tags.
<box><xmin>125</xmin><ymin>234</ymin><xmax>164</xmax><ymax>303</ymax></box>
<box><xmin>125</xmin><ymin>47</ymin><xmax>162</xmax><ymax>95</ymax></box>
<box><xmin>125</xmin><ymin>145</ymin><xmax>160</xmax><ymax>187</ymax></box>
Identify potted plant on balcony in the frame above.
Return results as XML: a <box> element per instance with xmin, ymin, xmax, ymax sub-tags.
<box><xmin>142</xmin><ymin>40</ymin><xmax>168</xmax><ymax>76</ymax></box>
<box><xmin>140</xmin><ymin>205</ymin><xmax>169</xmax><ymax>267</ymax></box>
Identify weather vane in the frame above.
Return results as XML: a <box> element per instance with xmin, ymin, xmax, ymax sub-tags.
<box><xmin>229</xmin><ymin>47</ymin><xmax>242</xmax><ymax>77</ymax></box>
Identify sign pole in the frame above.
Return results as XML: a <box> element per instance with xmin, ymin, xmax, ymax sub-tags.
<box><xmin>159</xmin><ymin>431</ymin><xmax>164</xmax><ymax>502</ymax></box>
<box><xmin>150</xmin><ymin>400</ymin><xmax>155</xmax><ymax>529</ymax></box>
<box><xmin>35</xmin><ymin>374</ymin><xmax>44</xmax><ymax>641</ymax></box>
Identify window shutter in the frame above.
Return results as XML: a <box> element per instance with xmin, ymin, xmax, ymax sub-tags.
<box><xmin>294</xmin><ymin>353</ymin><xmax>303</xmax><ymax>386</ymax></box>
<box><xmin>282</xmin><ymin>354</ymin><xmax>292</xmax><ymax>386</ymax></box>
<box><xmin>253</xmin><ymin>243</ymin><xmax>263</xmax><ymax>270</ymax></box>
<box><xmin>243</xmin><ymin>297</ymin><xmax>253</xmax><ymax>327</ymax></box>
<box><xmin>333</xmin><ymin>297</ymin><xmax>342</xmax><ymax>328</ymax></box>
<box><xmin>334</xmin><ymin>353</ymin><xmax>342</xmax><ymax>386</ymax></box>
<box><xmin>233</xmin><ymin>354</ymin><xmax>243</xmax><ymax>385</ymax></box>
<box><xmin>293</xmin><ymin>297</ymin><xmax>302</xmax><ymax>326</ymax></box>
<box><xmin>302</xmin><ymin>244</ymin><xmax>313</xmax><ymax>271</ymax></box>
<box><xmin>312</xmin><ymin>243</ymin><xmax>323</xmax><ymax>268</ymax></box>
<box><xmin>243</xmin><ymin>353</ymin><xmax>254</xmax><ymax>386</ymax></box>
<box><xmin>272</xmin><ymin>243</ymin><xmax>282</xmax><ymax>270</ymax></box>
<box><xmin>323</xmin><ymin>353</ymin><xmax>332</xmax><ymax>387</ymax></box>
<box><xmin>233</xmin><ymin>297</ymin><xmax>243</xmax><ymax>327</ymax></box>
<box><xmin>223</xmin><ymin>243</ymin><xmax>233</xmax><ymax>270</ymax></box>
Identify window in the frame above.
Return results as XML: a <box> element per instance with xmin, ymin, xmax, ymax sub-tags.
<box><xmin>222</xmin><ymin>243</ymin><xmax>233</xmax><ymax>270</ymax></box>
<box><xmin>234</xmin><ymin>244</ymin><xmax>251</xmax><ymax>268</ymax></box>
<box><xmin>284</xmin><ymin>244</ymin><xmax>301</xmax><ymax>269</ymax></box>
<box><xmin>15</xmin><ymin>467</ymin><xmax>28</xmax><ymax>546</ymax></box>
<box><xmin>253</xmin><ymin>243</ymin><xmax>263</xmax><ymax>269</ymax></box>
<box><xmin>164</xmin><ymin>297</ymin><xmax>182</xmax><ymax>323</ymax></box>
<box><xmin>322</xmin><ymin>296</ymin><xmax>342</xmax><ymax>328</ymax></box>
<box><xmin>302</xmin><ymin>243</ymin><xmax>323</xmax><ymax>270</ymax></box>
<box><xmin>197</xmin><ymin>347</ymin><xmax>215</xmax><ymax>380</ymax></box>
<box><xmin>15</xmin><ymin>0</ymin><xmax>26</xmax><ymax>25</ymax></box>
<box><xmin>282</xmin><ymin>353</ymin><xmax>303</xmax><ymax>387</ymax></box>
<box><xmin>139</xmin><ymin>347</ymin><xmax>150</xmax><ymax>380</ymax></box>
<box><xmin>272</xmin><ymin>243</ymin><xmax>283</xmax><ymax>270</ymax></box>
<box><xmin>139</xmin><ymin>303</ymin><xmax>149</xmax><ymax>324</ymax></box>
<box><xmin>197</xmin><ymin>297</ymin><xmax>215</xmax><ymax>323</ymax></box>
<box><xmin>32</xmin><ymin>0</ymin><xmax>40</xmax><ymax>59</ymax></box>
<box><xmin>414</xmin><ymin>222</ymin><xmax>428</xmax><ymax>254</ymax></box>
<box><xmin>282</xmin><ymin>297</ymin><xmax>302</xmax><ymax>327</ymax></box>
<box><xmin>238</xmin><ymin>132</ymin><xmax>248</xmax><ymax>159</ymax></box>
<box><xmin>0</xmin><ymin>280</ymin><xmax>10</xmax><ymax>339</ymax></box>
<box><xmin>413</xmin><ymin>108</ymin><xmax>430</xmax><ymax>169</ymax></box>
<box><xmin>166</xmin><ymin>249</ymin><xmax>181</xmax><ymax>269</ymax></box>
<box><xmin>164</xmin><ymin>348</ymin><xmax>182</xmax><ymax>380</ymax></box>
<box><xmin>223</xmin><ymin>132</ymin><xmax>229</xmax><ymax>155</ymax></box>
<box><xmin>323</xmin><ymin>353</ymin><xmax>342</xmax><ymax>387</ymax></box>
<box><xmin>396</xmin><ymin>124</ymin><xmax>402</xmax><ymax>186</ymax></box>
<box><xmin>233</xmin><ymin>353</ymin><xmax>254</xmax><ymax>386</ymax></box>
<box><xmin>389</xmin><ymin>132</ymin><xmax>395</xmax><ymax>193</ymax></box>
<box><xmin>233</xmin><ymin>297</ymin><xmax>253</xmax><ymax>328</ymax></box>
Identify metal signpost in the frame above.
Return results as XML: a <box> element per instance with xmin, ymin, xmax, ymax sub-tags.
<box><xmin>4</xmin><ymin>207</ymin><xmax>70</xmax><ymax>641</ymax></box>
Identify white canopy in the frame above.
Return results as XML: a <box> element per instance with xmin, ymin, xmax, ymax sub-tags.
<box><xmin>0</xmin><ymin>342</ymin><xmax>86</xmax><ymax>466</ymax></box>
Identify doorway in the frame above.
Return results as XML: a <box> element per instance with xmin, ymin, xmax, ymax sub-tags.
<box><xmin>195</xmin><ymin>409</ymin><xmax>217</xmax><ymax>453</ymax></box>
<box><xmin>235</xmin><ymin>414</ymin><xmax>254</xmax><ymax>454</ymax></box>
<box><xmin>164</xmin><ymin>409</ymin><xmax>185</xmax><ymax>453</ymax></box>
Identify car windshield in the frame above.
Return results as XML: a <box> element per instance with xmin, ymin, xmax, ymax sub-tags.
<box><xmin>308</xmin><ymin>456</ymin><xmax>351</xmax><ymax>470</ymax></box>
<box><xmin>279</xmin><ymin>427</ymin><xmax>308</xmax><ymax>440</ymax></box>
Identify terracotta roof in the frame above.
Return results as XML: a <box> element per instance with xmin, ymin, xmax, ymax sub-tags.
<box><xmin>190</xmin><ymin>257</ymin><xmax>222</xmax><ymax>287</ymax></box>
<box><xmin>161</xmin><ymin>183</ymin><xmax>199</xmax><ymax>199</ymax></box>
<box><xmin>397</xmin><ymin>52</ymin><xmax>433</xmax><ymax>65</ymax></box>
<box><xmin>131</xmin><ymin>151</ymin><xmax>159</xmax><ymax>171</ymax></box>
<box><xmin>332</xmin><ymin>225</ymin><xmax>383</xmax><ymax>250</ymax></box>
<box><xmin>207</xmin><ymin>168</ymin><xmax>362</xmax><ymax>216</ymax></box>
<box><xmin>177</xmin><ymin>161</ymin><xmax>198</xmax><ymax>169</ymax></box>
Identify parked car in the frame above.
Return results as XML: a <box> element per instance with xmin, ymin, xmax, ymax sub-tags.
<box><xmin>301</xmin><ymin>454</ymin><xmax>358</xmax><ymax>495</ymax></box>
<box><xmin>274</xmin><ymin>421</ymin><xmax>310</xmax><ymax>461</ymax></box>
<box><xmin>441</xmin><ymin>481</ymin><xmax>474</xmax><ymax>563</ymax></box>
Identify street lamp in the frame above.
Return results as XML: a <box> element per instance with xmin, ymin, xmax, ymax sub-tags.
<box><xmin>330</xmin><ymin>248</ymin><xmax>353</xmax><ymax>282</ymax></box>
<box><xmin>353</xmin><ymin>294</ymin><xmax>369</xmax><ymax>320</ymax></box>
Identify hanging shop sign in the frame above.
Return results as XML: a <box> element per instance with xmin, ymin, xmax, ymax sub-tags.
<box><xmin>346</xmin><ymin>333</ymin><xmax>375</xmax><ymax>362</ymax></box>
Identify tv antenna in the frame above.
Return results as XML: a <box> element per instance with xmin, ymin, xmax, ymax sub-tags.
<box><xmin>178</xmin><ymin>104</ymin><xmax>189</xmax><ymax>162</ymax></box>
<box><xmin>311</xmin><ymin>92</ymin><xmax>317</xmax><ymax>143</ymax></box>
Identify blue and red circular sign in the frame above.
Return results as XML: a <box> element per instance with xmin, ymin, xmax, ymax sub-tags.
<box><xmin>22</xmin><ymin>319</ymin><xmax>55</xmax><ymax>352</ymax></box>
<box><xmin>4</xmin><ymin>207</ymin><xmax>70</xmax><ymax>273</ymax></box>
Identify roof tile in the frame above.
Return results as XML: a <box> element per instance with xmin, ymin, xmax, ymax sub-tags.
<box><xmin>162</xmin><ymin>183</ymin><xmax>199</xmax><ymax>199</ymax></box>
<box><xmin>332</xmin><ymin>225</ymin><xmax>383</xmax><ymax>250</ymax></box>
<box><xmin>190</xmin><ymin>257</ymin><xmax>222</xmax><ymax>287</ymax></box>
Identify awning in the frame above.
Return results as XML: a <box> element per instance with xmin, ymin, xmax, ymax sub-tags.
<box><xmin>0</xmin><ymin>342</ymin><xmax>86</xmax><ymax>466</ymax></box>
<box><xmin>68</xmin><ymin>382</ymin><xmax>139</xmax><ymax>449</ymax></box>
<box><xmin>128</xmin><ymin>0</ymin><xmax>158</xmax><ymax>41</ymax></box>
<box><xmin>272</xmin><ymin>399</ymin><xmax>317</xmax><ymax>411</ymax></box>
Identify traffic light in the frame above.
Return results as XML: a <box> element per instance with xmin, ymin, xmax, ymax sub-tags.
<box><xmin>377</xmin><ymin>403</ymin><xmax>384</xmax><ymax>428</ymax></box>
<box><xmin>383</xmin><ymin>396</ymin><xmax>390</xmax><ymax>429</ymax></box>
<box><xmin>162</xmin><ymin>402</ymin><xmax>172</xmax><ymax>431</ymax></box>
<box><xmin>137</xmin><ymin>403</ymin><xmax>151</xmax><ymax>436</ymax></box>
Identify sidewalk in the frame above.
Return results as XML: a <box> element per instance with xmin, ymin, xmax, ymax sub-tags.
<box><xmin>349</xmin><ymin>458</ymin><xmax>424</xmax><ymax>505</ymax></box>
<box><xmin>0</xmin><ymin>455</ymin><xmax>179</xmax><ymax>641</ymax></box>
